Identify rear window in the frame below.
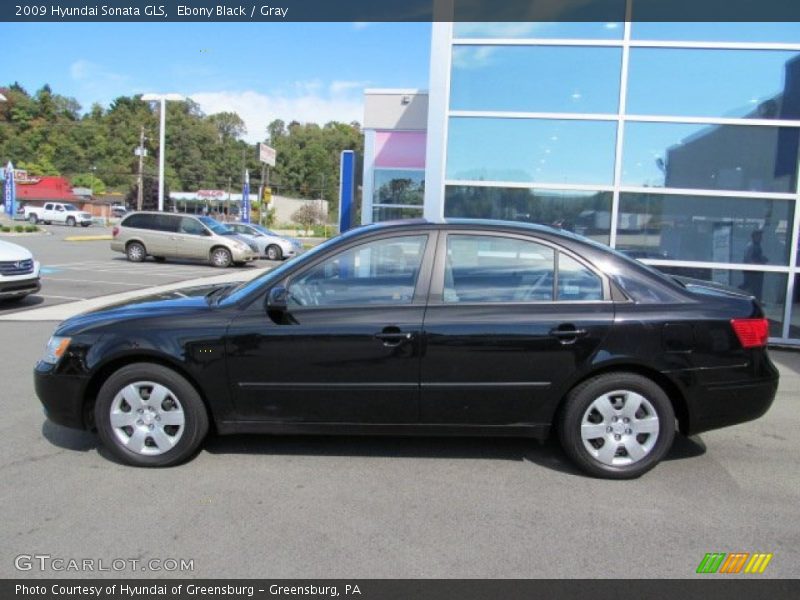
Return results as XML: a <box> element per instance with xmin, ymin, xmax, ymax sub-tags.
<box><xmin>121</xmin><ymin>214</ymin><xmax>178</xmax><ymax>232</ymax></box>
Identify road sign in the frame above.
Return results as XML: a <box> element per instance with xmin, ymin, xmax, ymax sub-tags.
<box><xmin>258</xmin><ymin>143</ymin><xmax>276</xmax><ymax>166</ymax></box>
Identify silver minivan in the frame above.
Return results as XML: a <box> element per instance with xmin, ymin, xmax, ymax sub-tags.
<box><xmin>111</xmin><ymin>212</ymin><xmax>259</xmax><ymax>267</ymax></box>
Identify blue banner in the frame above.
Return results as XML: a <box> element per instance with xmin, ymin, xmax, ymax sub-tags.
<box><xmin>4</xmin><ymin>162</ymin><xmax>15</xmax><ymax>218</ymax></box>
<box><xmin>241</xmin><ymin>169</ymin><xmax>250</xmax><ymax>223</ymax></box>
<box><xmin>339</xmin><ymin>150</ymin><xmax>355</xmax><ymax>233</ymax></box>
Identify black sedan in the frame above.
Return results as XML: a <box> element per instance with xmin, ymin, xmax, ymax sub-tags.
<box><xmin>34</xmin><ymin>220</ymin><xmax>779</xmax><ymax>478</ymax></box>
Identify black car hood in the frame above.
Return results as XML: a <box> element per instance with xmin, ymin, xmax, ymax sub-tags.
<box><xmin>56</xmin><ymin>282</ymin><xmax>239</xmax><ymax>336</ymax></box>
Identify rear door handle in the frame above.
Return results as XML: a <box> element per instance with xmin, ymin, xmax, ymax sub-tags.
<box><xmin>549</xmin><ymin>326</ymin><xmax>588</xmax><ymax>343</ymax></box>
<box><xmin>375</xmin><ymin>331</ymin><xmax>414</xmax><ymax>347</ymax></box>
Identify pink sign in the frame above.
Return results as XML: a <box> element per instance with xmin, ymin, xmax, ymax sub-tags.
<box><xmin>374</xmin><ymin>131</ymin><xmax>426</xmax><ymax>169</ymax></box>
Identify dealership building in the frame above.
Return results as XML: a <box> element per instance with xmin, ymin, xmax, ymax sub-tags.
<box><xmin>361</xmin><ymin>21</ymin><xmax>800</xmax><ymax>344</ymax></box>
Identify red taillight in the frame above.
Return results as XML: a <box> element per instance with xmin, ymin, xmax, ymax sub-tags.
<box><xmin>112</xmin><ymin>226</ymin><xmax>119</xmax><ymax>238</ymax></box>
<box><xmin>731</xmin><ymin>318</ymin><xmax>769</xmax><ymax>348</ymax></box>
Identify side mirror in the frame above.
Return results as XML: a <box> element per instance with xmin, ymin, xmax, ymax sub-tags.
<box><xmin>266</xmin><ymin>286</ymin><xmax>288</xmax><ymax>311</ymax></box>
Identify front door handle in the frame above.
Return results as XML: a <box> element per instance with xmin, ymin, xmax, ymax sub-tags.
<box><xmin>375</xmin><ymin>331</ymin><xmax>414</xmax><ymax>347</ymax></box>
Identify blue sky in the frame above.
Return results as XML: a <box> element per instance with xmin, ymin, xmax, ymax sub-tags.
<box><xmin>1</xmin><ymin>22</ymin><xmax>431</xmax><ymax>142</ymax></box>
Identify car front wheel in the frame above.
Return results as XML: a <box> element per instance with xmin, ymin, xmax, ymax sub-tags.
<box><xmin>210</xmin><ymin>247</ymin><xmax>232</xmax><ymax>268</ymax></box>
<box><xmin>94</xmin><ymin>363</ymin><xmax>209</xmax><ymax>467</ymax></box>
<box><xmin>558</xmin><ymin>372</ymin><xmax>675</xmax><ymax>479</ymax></box>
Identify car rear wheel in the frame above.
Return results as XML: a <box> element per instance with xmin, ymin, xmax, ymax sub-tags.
<box><xmin>28</xmin><ymin>214</ymin><xmax>38</xmax><ymax>224</ymax></box>
<box><xmin>126</xmin><ymin>241</ymin><xmax>146</xmax><ymax>262</ymax></box>
<box><xmin>266</xmin><ymin>244</ymin><xmax>282</xmax><ymax>261</ymax></box>
<box><xmin>558</xmin><ymin>372</ymin><xmax>675</xmax><ymax>479</ymax></box>
<box><xmin>210</xmin><ymin>247</ymin><xmax>232</xmax><ymax>268</ymax></box>
<box><xmin>94</xmin><ymin>363</ymin><xmax>209</xmax><ymax>467</ymax></box>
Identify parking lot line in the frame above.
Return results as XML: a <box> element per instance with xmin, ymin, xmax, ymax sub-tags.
<box><xmin>42</xmin><ymin>278</ymin><xmax>148</xmax><ymax>287</ymax></box>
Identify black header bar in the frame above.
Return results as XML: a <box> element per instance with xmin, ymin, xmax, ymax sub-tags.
<box><xmin>4</xmin><ymin>0</ymin><xmax>800</xmax><ymax>23</ymax></box>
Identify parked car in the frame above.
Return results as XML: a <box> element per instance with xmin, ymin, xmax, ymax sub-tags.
<box><xmin>226</xmin><ymin>222</ymin><xmax>303</xmax><ymax>260</ymax></box>
<box><xmin>35</xmin><ymin>220</ymin><xmax>778</xmax><ymax>477</ymax></box>
<box><xmin>110</xmin><ymin>212</ymin><xmax>259</xmax><ymax>267</ymax></box>
<box><xmin>110</xmin><ymin>205</ymin><xmax>128</xmax><ymax>218</ymax></box>
<box><xmin>25</xmin><ymin>202</ymin><xmax>93</xmax><ymax>227</ymax></box>
<box><xmin>0</xmin><ymin>239</ymin><xmax>41</xmax><ymax>301</ymax></box>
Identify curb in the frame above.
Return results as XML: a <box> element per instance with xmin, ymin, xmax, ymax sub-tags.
<box><xmin>64</xmin><ymin>235</ymin><xmax>113</xmax><ymax>242</ymax></box>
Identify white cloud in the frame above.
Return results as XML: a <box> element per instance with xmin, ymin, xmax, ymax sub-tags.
<box><xmin>191</xmin><ymin>83</ymin><xmax>364</xmax><ymax>143</ymax></box>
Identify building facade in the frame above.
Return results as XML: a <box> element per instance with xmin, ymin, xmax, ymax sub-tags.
<box><xmin>362</xmin><ymin>21</ymin><xmax>800</xmax><ymax>345</ymax></box>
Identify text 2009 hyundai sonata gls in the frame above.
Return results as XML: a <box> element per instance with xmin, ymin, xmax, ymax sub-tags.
<box><xmin>34</xmin><ymin>220</ymin><xmax>779</xmax><ymax>478</ymax></box>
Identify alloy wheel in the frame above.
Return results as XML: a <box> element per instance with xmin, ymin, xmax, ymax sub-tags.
<box><xmin>109</xmin><ymin>381</ymin><xmax>185</xmax><ymax>456</ymax></box>
<box><xmin>580</xmin><ymin>389</ymin><xmax>660</xmax><ymax>467</ymax></box>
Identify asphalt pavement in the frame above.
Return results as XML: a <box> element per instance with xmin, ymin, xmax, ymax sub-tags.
<box><xmin>1</xmin><ymin>224</ymin><xmax>798</xmax><ymax>579</ymax></box>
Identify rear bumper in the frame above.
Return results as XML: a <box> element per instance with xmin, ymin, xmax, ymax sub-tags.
<box><xmin>34</xmin><ymin>362</ymin><xmax>89</xmax><ymax>430</ymax></box>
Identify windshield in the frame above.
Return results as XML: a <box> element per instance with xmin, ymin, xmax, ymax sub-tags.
<box><xmin>219</xmin><ymin>235</ymin><xmax>342</xmax><ymax>304</ymax></box>
<box><xmin>198</xmin><ymin>216</ymin><xmax>234</xmax><ymax>235</ymax></box>
<box><xmin>63</xmin><ymin>204</ymin><xmax>79</xmax><ymax>211</ymax></box>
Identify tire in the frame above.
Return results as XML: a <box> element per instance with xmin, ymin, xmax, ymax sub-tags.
<box><xmin>81</xmin><ymin>222</ymin><xmax>91</xmax><ymax>227</ymax></box>
<box><xmin>210</xmin><ymin>247</ymin><xmax>232</xmax><ymax>268</ymax></box>
<box><xmin>126</xmin><ymin>241</ymin><xmax>146</xmax><ymax>262</ymax></box>
<box><xmin>153</xmin><ymin>256</ymin><xmax>166</xmax><ymax>263</ymax></box>
<box><xmin>66</xmin><ymin>216</ymin><xmax>76</xmax><ymax>227</ymax></box>
<box><xmin>28</xmin><ymin>214</ymin><xmax>38</xmax><ymax>224</ymax></box>
<box><xmin>94</xmin><ymin>363</ymin><xmax>209</xmax><ymax>467</ymax></box>
<box><xmin>266</xmin><ymin>244</ymin><xmax>282</xmax><ymax>261</ymax></box>
<box><xmin>558</xmin><ymin>372</ymin><xmax>675</xmax><ymax>479</ymax></box>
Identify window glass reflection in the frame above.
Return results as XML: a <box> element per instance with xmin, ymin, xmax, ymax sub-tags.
<box><xmin>790</xmin><ymin>276</ymin><xmax>800</xmax><ymax>339</ymax></box>
<box><xmin>627</xmin><ymin>49</ymin><xmax>800</xmax><ymax>120</ymax></box>
<box><xmin>656</xmin><ymin>266</ymin><xmax>786</xmax><ymax>337</ymax></box>
<box><xmin>372</xmin><ymin>206</ymin><xmax>423</xmax><ymax>222</ymax></box>
<box><xmin>445</xmin><ymin>186</ymin><xmax>612</xmax><ymax>244</ymax></box>
<box><xmin>632</xmin><ymin>22</ymin><xmax>800</xmax><ymax>44</ymax></box>
<box><xmin>447</xmin><ymin>117</ymin><xmax>617</xmax><ymax>185</ymax></box>
<box><xmin>454</xmin><ymin>22</ymin><xmax>624</xmax><ymax>40</ymax></box>
<box><xmin>616</xmin><ymin>193</ymin><xmax>793</xmax><ymax>265</ymax></box>
<box><xmin>622</xmin><ymin>121</ymin><xmax>800</xmax><ymax>193</ymax></box>
<box><xmin>451</xmin><ymin>45</ymin><xmax>621</xmax><ymax>114</ymax></box>
<box><xmin>373</xmin><ymin>169</ymin><xmax>425</xmax><ymax>206</ymax></box>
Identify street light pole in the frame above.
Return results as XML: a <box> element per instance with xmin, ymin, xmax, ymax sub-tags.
<box><xmin>141</xmin><ymin>93</ymin><xmax>185</xmax><ymax>212</ymax></box>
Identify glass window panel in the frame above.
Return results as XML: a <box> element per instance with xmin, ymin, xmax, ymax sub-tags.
<box><xmin>445</xmin><ymin>234</ymin><xmax>555</xmax><ymax>303</ymax></box>
<box><xmin>621</xmin><ymin>121</ymin><xmax>799</xmax><ymax>193</ymax></box>
<box><xmin>451</xmin><ymin>45</ymin><xmax>621</xmax><ymax>113</ymax></box>
<box><xmin>655</xmin><ymin>266</ymin><xmax>786</xmax><ymax>337</ymax></box>
<box><xmin>447</xmin><ymin>117</ymin><xmax>617</xmax><ymax>185</ymax></box>
<box><xmin>372</xmin><ymin>206</ymin><xmax>424</xmax><ymax>222</ymax></box>
<box><xmin>627</xmin><ymin>48</ymin><xmax>800</xmax><ymax>120</ymax></box>
<box><xmin>616</xmin><ymin>193</ymin><xmax>794</xmax><ymax>265</ymax></box>
<box><xmin>632</xmin><ymin>22</ymin><xmax>800</xmax><ymax>44</ymax></box>
<box><xmin>453</xmin><ymin>21</ymin><xmax>624</xmax><ymax>40</ymax></box>
<box><xmin>445</xmin><ymin>186</ymin><xmax>612</xmax><ymax>244</ymax></box>
<box><xmin>557</xmin><ymin>253</ymin><xmax>603</xmax><ymax>301</ymax></box>
<box><xmin>373</xmin><ymin>169</ymin><xmax>425</xmax><ymax>206</ymax></box>
<box><xmin>288</xmin><ymin>235</ymin><xmax>427</xmax><ymax>307</ymax></box>
<box><xmin>790</xmin><ymin>275</ymin><xmax>800</xmax><ymax>338</ymax></box>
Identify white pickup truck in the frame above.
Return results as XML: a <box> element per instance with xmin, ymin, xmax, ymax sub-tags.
<box><xmin>25</xmin><ymin>202</ymin><xmax>93</xmax><ymax>227</ymax></box>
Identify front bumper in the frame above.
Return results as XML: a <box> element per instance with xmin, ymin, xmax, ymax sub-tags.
<box><xmin>34</xmin><ymin>362</ymin><xmax>89</xmax><ymax>430</ymax></box>
<box><xmin>0</xmin><ymin>277</ymin><xmax>40</xmax><ymax>299</ymax></box>
<box><xmin>231</xmin><ymin>247</ymin><xmax>259</xmax><ymax>262</ymax></box>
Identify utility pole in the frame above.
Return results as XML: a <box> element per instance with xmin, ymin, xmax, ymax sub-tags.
<box><xmin>136</xmin><ymin>126</ymin><xmax>145</xmax><ymax>211</ymax></box>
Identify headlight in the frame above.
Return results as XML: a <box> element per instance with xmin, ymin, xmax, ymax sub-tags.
<box><xmin>42</xmin><ymin>336</ymin><xmax>71</xmax><ymax>365</ymax></box>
